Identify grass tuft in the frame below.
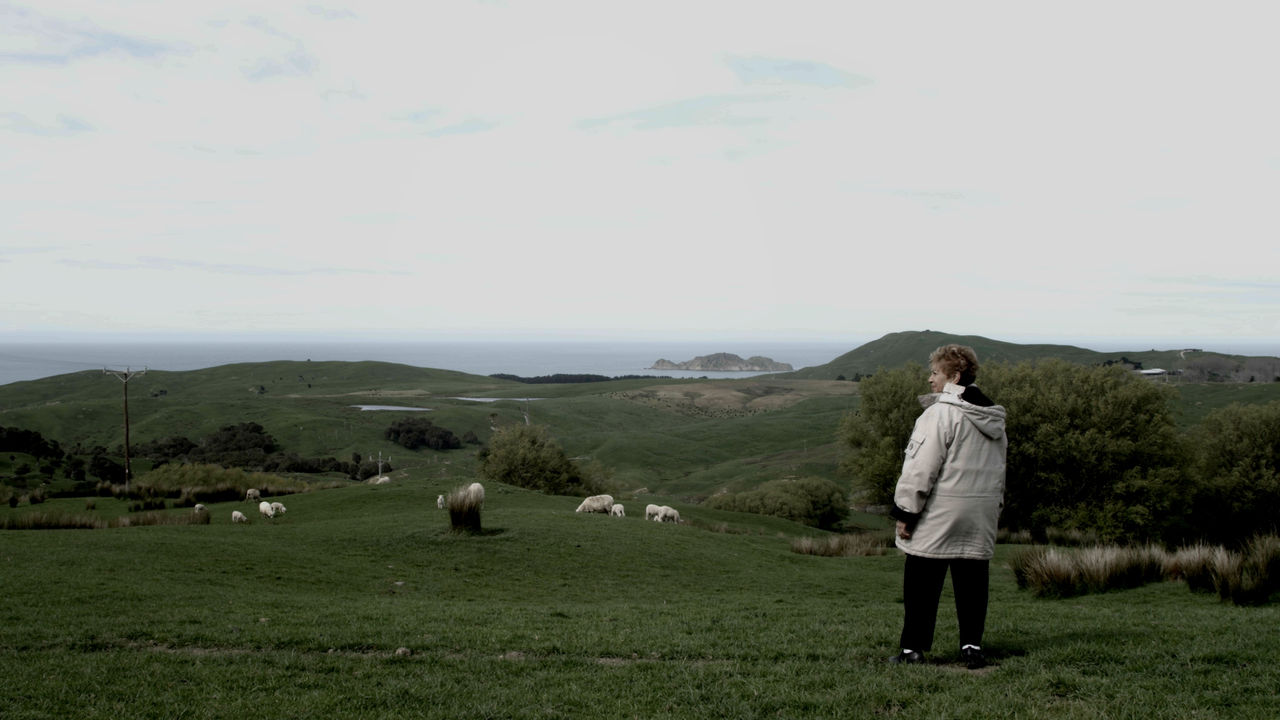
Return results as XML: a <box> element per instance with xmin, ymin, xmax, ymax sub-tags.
<box><xmin>790</xmin><ymin>532</ymin><xmax>894</xmax><ymax>557</ymax></box>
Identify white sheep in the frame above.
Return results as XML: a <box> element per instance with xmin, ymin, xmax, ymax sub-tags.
<box><xmin>575</xmin><ymin>494</ymin><xmax>614</xmax><ymax>514</ymax></box>
<box><xmin>437</xmin><ymin>494</ymin><xmax>445</xmax><ymax>509</ymax></box>
<box><xmin>466</xmin><ymin>482</ymin><xmax>485</xmax><ymax>507</ymax></box>
<box><xmin>231</xmin><ymin>510</ymin><xmax>248</xmax><ymax>524</ymax></box>
<box><xmin>270</xmin><ymin>501</ymin><xmax>286</xmax><ymax>516</ymax></box>
<box><xmin>656</xmin><ymin>505</ymin><xmax>680</xmax><ymax>523</ymax></box>
<box><xmin>258</xmin><ymin>500</ymin><xmax>275</xmax><ymax>519</ymax></box>
<box><xmin>193</xmin><ymin>503</ymin><xmax>207</xmax><ymax>514</ymax></box>
<box><xmin>610</xmin><ymin>503</ymin><xmax>626</xmax><ymax>518</ymax></box>
<box><xmin>245</xmin><ymin>488</ymin><xmax>261</xmax><ymax>502</ymax></box>
<box><xmin>645</xmin><ymin>504</ymin><xmax>662</xmax><ymax>521</ymax></box>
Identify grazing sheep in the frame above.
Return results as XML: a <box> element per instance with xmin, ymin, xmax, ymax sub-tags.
<box><xmin>437</xmin><ymin>494</ymin><xmax>445</xmax><ymax>509</ymax></box>
<box><xmin>245</xmin><ymin>488</ymin><xmax>261</xmax><ymax>502</ymax></box>
<box><xmin>270</xmin><ymin>501</ymin><xmax>286</xmax><ymax>516</ymax></box>
<box><xmin>656</xmin><ymin>505</ymin><xmax>680</xmax><ymax>523</ymax></box>
<box><xmin>231</xmin><ymin>510</ymin><xmax>248</xmax><ymax>524</ymax></box>
<box><xmin>258</xmin><ymin>500</ymin><xmax>275</xmax><ymax>519</ymax></box>
<box><xmin>575</xmin><ymin>494</ymin><xmax>614</xmax><ymax>514</ymax></box>
<box><xmin>610</xmin><ymin>504</ymin><xmax>625</xmax><ymax>518</ymax></box>
<box><xmin>645</xmin><ymin>504</ymin><xmax>662</xmax><ymax>521</ymax></box>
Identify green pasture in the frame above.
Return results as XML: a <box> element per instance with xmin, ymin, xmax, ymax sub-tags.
<box><xmin>3</xmin><ymin>471</ymin><xmax>1278</xmax><ymax>719</ymax></box>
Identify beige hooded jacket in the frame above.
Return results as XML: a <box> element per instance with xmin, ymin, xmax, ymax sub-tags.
<box><xmin>892</xmin><ymin>382</ymin><xmax>1007</xmax><ymax>560</ymax></box>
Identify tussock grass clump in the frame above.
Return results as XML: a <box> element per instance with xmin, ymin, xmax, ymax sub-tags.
<box><xmin>1165</xmin><ymin>543</ymin><xmax>1229</xmax><ymax>593</ymax></box>
<box><xmin>446</xmin><ymin>482</ymin><xmax>484</xmax><ymax>534</ymax></box>
<box><xmin>790</xmin><ymin>532</ymin><xmax>894</xmax><ymax>557</ymax></box>
<box><xmin>1213</xmin><ymin>534</ymin><xmax>1280</xmax><ymax>606</ymax></box>
<box><xmin>1010</xmin><ymin>545</ymin><xmax>1168</xmax><ymax>598</ymax></box>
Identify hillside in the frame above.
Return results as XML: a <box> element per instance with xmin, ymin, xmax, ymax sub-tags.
<box><xmin>782</xmin><ymin>330</ymin><xmax>1280</xmax><ymax>382</ymax></box>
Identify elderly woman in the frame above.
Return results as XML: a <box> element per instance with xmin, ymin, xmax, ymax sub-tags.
<box><xmin>889</xmin><ymin>344</ymin><xmax>1007</xmax><ymax>669</ymax></box>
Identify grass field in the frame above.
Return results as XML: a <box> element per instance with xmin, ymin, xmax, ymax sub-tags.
<box><xmin>3</xmin><ymin>471</ymin><xmax>1278</xmax><ymax>719</ymax></box>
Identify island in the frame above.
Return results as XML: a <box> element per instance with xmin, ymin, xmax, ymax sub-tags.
<box><xmin>648</xmin><ymin>352</ymin><xmax>793</xmax><ymax>372</ymax></box>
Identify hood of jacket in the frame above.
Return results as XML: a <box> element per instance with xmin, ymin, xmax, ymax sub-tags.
<box><xmin>917</xmin><ymin>382</ymin><xmax>1007</xmax><ymax>441</ymax></box>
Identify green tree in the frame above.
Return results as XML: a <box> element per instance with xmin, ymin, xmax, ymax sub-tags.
<box><xmin>478</xmin><ymin>424</ymin><xmax>606</xmax><ymax>496</ymax></box>
<box><xmin>982</xmin><ymin>360</ymin><xmax>1186</xmax><ymax>542</ymax></box>
<box><xmin>836</xmin><ymin>363</ymin><xmax>926</xmax><ymax>505</ymax></box>
<box><xmin>1187</xmin><ymin>401</ymin><xmax>1280</xmax><ymax>543</ymax></box>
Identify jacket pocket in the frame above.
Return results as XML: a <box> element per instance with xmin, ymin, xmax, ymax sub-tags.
<box><xmin>904</xmin><ymin>431</ymin><xmax>927</xmax><ymax>458</ymax></box>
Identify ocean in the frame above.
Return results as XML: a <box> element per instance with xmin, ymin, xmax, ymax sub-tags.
<box><xmin>0</xmin><ymin>340</ymin><xmax>860</xmax><ymax>387</ymax></box>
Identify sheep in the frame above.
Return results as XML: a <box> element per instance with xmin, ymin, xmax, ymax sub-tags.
<box><xmin>259</xmin><ymin>500</ymin><xmax>275</xmax><ymax>519</ymax></box>
<box><xmin>231</xmin><ymin>510</ymin><xmax>248</xmax><ymax>524</ymax></box>
<box><xmin>270</xmin><ymin>501</ymin><xmax>286</xmax><ymax>516</ymax></box>
<box><xmin>466</xmin><ymin>482</ymin><xmax>485</xmax><ymax>507</ymax></box>
<box><xmin>655</xmin><ymin>505</ymin><xmax>680</xmax><ymax>523</ymax></box>
<box><xmin>437</xmin><ymin>494</ymin><xmax>445</xmax><ymax>509</ymax></box>
<box><xmin>575</xmin><ymin>494</ymin><xmax>614</xmax><ymax>514</ymax></box>
<box><xmin>610</xmin><ymin>503</ymin><xmax>626</xmax><ymax>518</ymax></box>
<box><xmin>245</xmin><ymin>488</ymin><xmax>261</xmax><ymax>502</ymax></box>
<box><xmin>193</xmin><ymin>503</ymin><xmax>208</xmax><ymax>514</ymax></box>
<box><xmin>645</xmin><ymin>504</ymin><xmax>662</xmax><ymax>521</ymax></box>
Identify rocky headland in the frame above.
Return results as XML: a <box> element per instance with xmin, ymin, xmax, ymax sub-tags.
<box><xmin>648</xmin><ymin>352</ymin><xmax>793</xmax><ymax>372</ymax></box>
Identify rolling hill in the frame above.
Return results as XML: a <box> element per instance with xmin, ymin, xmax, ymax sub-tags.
<box><xmin>783</xmin><ymin>330</ymin><xmax>1280</xmax><ymax>383</ymax></box>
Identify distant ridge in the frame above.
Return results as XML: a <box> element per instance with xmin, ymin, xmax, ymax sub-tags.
<box><xmin>781</xmin><ymin>330</ymin><xmax>1280</xmax><ymax>383</ymax></box>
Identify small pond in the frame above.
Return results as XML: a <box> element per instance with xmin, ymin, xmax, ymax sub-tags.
<box><xmin>351</xmin><ymin>405</ymin><xmax>432</xmax><ymax>411</ymax></box>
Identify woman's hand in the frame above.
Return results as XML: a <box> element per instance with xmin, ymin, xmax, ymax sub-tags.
<box><xmin>896</xmin><ymin>520</ymin><xmax>911</xmax><ymax>540</ymax></box>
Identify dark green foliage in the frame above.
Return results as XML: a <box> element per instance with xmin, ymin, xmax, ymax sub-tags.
<box><xmin>705</xmin><ymin>476</ymin><xmax>849</xmax><ymax>530</ymax></box>
<box><xmin>89</xmin><ymin>454</ymin><xmax>125</xmax><ymax>484</ymax></box>
<box><xmin>384</xmin><ymin>417</ymin><xmax>462</xmax><ymax>451</ymax></box>
<box><xmin>1187</xmin><ymin>401</ymin><xmax>1280</xmax><ymax>543</ymax></box>
<box><xmin>983</xmin><ymin>360</ymin><xmax>1187</xmax><ymax>542</ymax></box>
<box><xmin>477</xmin><ymin>424</ymin><xmax>604</xmax><ymax>496</ymax></box>
<box><xmin>0</xmin><ymin>426</ymin><xmax>65</xmax><ymax>460</ymax></box>
<box><xmin>836</xmin><ymin>363</ymin><xmax>927</xmax><ymax>504</ymax></box>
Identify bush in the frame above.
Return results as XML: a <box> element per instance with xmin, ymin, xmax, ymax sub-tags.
<box><xmin>477</xmin><ymin>424</ymin><xmax>606</xmax><ymax>496</ymax></box>
<box><xmin>385</xmin><ymin>418</ymin><xmax>462</xmax><ymax>451</ymax></box>
<box><xmin>1009</xmin><ymin>544</ymin><xmax>1168</xmax><ymax>598</ymax></box>
<box><xmin>705</xmin><ymin>477</ymin><xmax>849</xmax><ymax>530</ymax></box>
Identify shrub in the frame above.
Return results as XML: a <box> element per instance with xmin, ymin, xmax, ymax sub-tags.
<box><xmin>1187</xmin><ymin>402</ymin><xmax>1280</xmax><ymax>543</ymax></box>
<box><xmin>1009</xmin><ymin>545</ymin><xmax>1167</xmax><ymax>598</ymax></box>
<box><xmin>704</xmin><ymin>477</ymin><xmax>849</xmax><ymax>530</ymax></box>
<box><xmin>385</xmin><ymin>418</ymin><xmax>462</xmax><ymax>451</ymax></box>
<box><xmin>478</xmin><ymin>424</ymin><xmax>606</xmax><ymax>496</ymax></box>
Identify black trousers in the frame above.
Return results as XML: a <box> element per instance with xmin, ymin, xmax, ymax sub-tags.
<box><xmin>899</xmin><ymin>553</ymin><xmax>990</xmax><ymax>652</ymax></box>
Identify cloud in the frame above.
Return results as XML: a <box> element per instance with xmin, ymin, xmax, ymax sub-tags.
<box><xmin>0</xmin><ymin>112</ymin><xmax>91</xmax><ymax>136</ymax></box>
<box><xmin>579</xmin><ymin>94</ymin><xmax>777</xmax><ymax>131</ymax></box>
<box><xmin>57</xmin><ymin>257</ymin><xmax>409</xmax><ymax>277</ymax></box>
<box><xmin>424</xmin><ymin>117</ymin><xmax>500</xmax><ymax>137</ymax></box>
<box><xmin>725</xmin><ymin>56</ymin><xmax>870</xmax><ymax>89</ymax></box>
<box><xmin>0</xmin><ymin>5</ymin><xmax>171</xmax><ymax>65</ymax></box>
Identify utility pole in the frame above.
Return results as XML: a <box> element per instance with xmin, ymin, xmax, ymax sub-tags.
<box><xmin>104</xmin><ymin>366</ymin><xmax>146</xmax><ymax>491</ymax></box>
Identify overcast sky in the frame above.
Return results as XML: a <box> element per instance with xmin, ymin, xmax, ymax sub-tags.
<box><xmin>3</xmin><ymin>1</ymin><xmax>1277</xmax><ymax>349</ymax></box>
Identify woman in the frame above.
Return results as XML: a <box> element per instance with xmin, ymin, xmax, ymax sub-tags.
<box><xmin>889</xmin><ymin>344</ymin><xmax>1007</xmax><ymax>669</ymax></box>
